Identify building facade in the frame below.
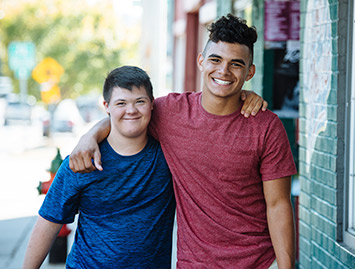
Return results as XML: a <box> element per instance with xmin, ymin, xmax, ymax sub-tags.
<box><xmin>298</xmin><ymin>0</ymin><xmax>355</xmax><ymax>267</ymax></box>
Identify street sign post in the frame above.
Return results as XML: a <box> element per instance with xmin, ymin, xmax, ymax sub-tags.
<box><xmin>8</xmin><ymin>42</ymin><xmax>36</xmax><ymax>76</ymax></box>
<box><xmin>8</xmin><ymin>42</ymin><xmax>36</xmax><ymax>103</ymax></box>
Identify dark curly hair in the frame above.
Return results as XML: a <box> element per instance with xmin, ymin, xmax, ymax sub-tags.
<box><xmin>203</xmin><ymin>14</ymin><xmax>257</xmax><ymax>63</ymax></box>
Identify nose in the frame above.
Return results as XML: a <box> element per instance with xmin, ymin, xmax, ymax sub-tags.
<box><xmin>126</xmin><ymin>103</ymin><xmax>138</xmax><ymax>114</ymax></box>
<box><xmin>218</xmin><ymin>62</ymin><xmax>230</xmax><ymax>75</ymax></box>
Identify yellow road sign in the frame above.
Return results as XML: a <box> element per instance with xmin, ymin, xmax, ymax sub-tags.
<box><xmin>32</xmin><ymin>57</ymin><xmax>64</xmax><ymax>83</ymax></box>
<box><xmin>41</xmin><ymin>84</ymin><xmax>61</xmax><ymax>104</ymax></box>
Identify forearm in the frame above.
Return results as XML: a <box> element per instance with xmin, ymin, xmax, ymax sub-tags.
<box><xmin>23</xmin><ymin>216</ymin><xmax>62</xmax><ymax>269</ymax></box>
<box><xmin>86</xmin><ymin>116</ymin><xmax>111</xmax><ymax>143</ymax></box>
<box><xmin>69</xmin><ymin>117</ymin><xmax>110</xmax><ymax>172</ymax></box>
<box><xmin>267</xmin><ymin>200</ymin><xmax>295</xmax><ymax>269</ymax></box>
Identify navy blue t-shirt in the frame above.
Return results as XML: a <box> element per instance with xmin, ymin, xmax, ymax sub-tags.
<box><xmin>39</xmin><ymin>137</ymin><xmax>175</xmax><ymax>268</ymax></box>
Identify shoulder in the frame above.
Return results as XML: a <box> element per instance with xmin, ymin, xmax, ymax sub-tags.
<box><xmin>253</xmin><ymin>109</ymin><xmax>278</xmax><ymax>121</ymax></box>
<box><xmin>154</xmin><ymin>91</ymin><xmax>200</xmax><ymax>109</ymax></box>
<box><xmin>147</xmin><ymin>135</ymin><xmax>163</xmax><ymax>153</ymax></box>
<box><xmin>246</xmin><ymin>109</ymin><xmax>281</xmax><ymax>128</ymax></box>
<box><xmin>237</xmin><ymin>109</ymin><xmax>286</xmax><ymax>140</ymax></box>
<box><xmin>146</xmin><ymin>136</ymin><xmax>165</xmax><ymax>157</ymax></box>
<box><xmin>48</xmin><ymin>156</ymin><xmax>80</xmax><ymax>191</ymax></box>
<box><xmin>146</xmin><ymin>136</ymin><xmax>170</xmax><ymax>170</ymax></box>
<box><xmin>56</xmin><ymin>156</ymin><xmax>74</xmax><ymax>177</ymax></box>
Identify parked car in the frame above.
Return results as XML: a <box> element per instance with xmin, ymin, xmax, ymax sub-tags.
<box><xmin>0</xmin><ymin>98</ymin><xmax>6</xmax><ymax>125</ymax></box>
<box><xmin>4</xmin><ymin>101</ymin><xmax>32</xmax><ymax>125</ymax></box>
<box><xmin>51</xmin><ymin>99</ymin><xmax>84</xmax><ymax>133</ymax></box>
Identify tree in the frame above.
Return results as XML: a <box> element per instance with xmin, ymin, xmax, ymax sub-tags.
<box><xmin>0</xmin><ymin>0</ymin><xmax>139</xmax><ymax>101</ymax></box>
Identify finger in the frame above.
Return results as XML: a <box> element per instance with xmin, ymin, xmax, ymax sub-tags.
<box><xmin>244</xmin><ymin>98</ymin><xmax>260</xmax><ymax>118</ymax></box>
<box><xmin>262</xmin><ymin>100</ymin><xmax>268</xmax><ymax>111</ymax></box>
<box><xmin>243</xmin><ymin>105</ymin><xmax>252</xmax><ymax>118</ymax></box>
<box><xmin>81</xmin><ymin>152</ymin><xmax>96</xmax><ymax>171</ymax></box>
<box><xmin>93</xmin><ymin>151</ymin><xmax>103</xmax><ymax>171</ymax></box>
<box><xmin>69</xmin><ymin>156</ymin><xmax>84</xmax><ymax>173</ymax></box>
<box><xmin>240</xmin><ymin>90</ymin><xmax>247</xmax><ymax>100</ymax></box>
<box><xmin>250</xmin><ymin>98</ymin><xmax>263</xmax><ymax>116</ymax></box>
<box><xmin>69</xmin><ymin>156</ymin><xmax>76</xmax><ymax>171</ymax></box>
<box><xmin>241</xmin><ymin>95</ymin><xmax>252</xmax><ymax>116</ymax></box>
<box><xmin>241</xmin><ymin>99</ymin><xmax>254</xmax><ymax>117</ymax></box>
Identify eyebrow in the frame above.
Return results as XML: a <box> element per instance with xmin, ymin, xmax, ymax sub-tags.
<box><xmin>136</xmin><ymin>96</ymin><xmax>149</xmax><ymax>100</ymax></box>
<box><xmin>208</xmin><ymin>54</ymin><xmax>246</xmax><ymax>66</ymax></box>
<box><xmin>114</xmin><ymin>96</ymin><xmax>149</xmax><ymax>102</ymax></box>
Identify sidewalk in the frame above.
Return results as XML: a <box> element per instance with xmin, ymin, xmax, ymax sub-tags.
<box><xmin>0</xmin><ymin>215</ymin><xmax>176</xmax><ymax>269</ymax></box>
<box><xmin>0</xmin><ymin>216</ymin><xmax>74</xmax><ymax>269</ymax></box>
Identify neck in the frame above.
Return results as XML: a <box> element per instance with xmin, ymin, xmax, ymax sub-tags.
<box><xmin>107</xmin><ymin>132</ymin><xmax>148</xmax><ymax>156</ymax></box>
<box><xmin>201</xmin><ymin>91</ymin><xmax>242</xmax><ymax>116</ymax></box>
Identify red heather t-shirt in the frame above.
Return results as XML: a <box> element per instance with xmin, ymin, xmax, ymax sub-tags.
<box><xmin>149</xmin><ymin>92</ymin><xmax>297</xmax><ymax>268</ymax></box>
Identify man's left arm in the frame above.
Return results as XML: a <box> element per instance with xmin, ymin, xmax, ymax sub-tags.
<box><xmin>263</xmin><ymin>176</ymin><xmax>295</xmax><ymax>269</ymax></box>
<box><xmin>240</xmin><ymin>90</ymin><xmax>268</xmax><ymax>117</ymax></box>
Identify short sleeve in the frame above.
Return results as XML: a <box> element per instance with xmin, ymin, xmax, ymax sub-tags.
<box><xmin>39</xmin><ymin>157</ymin><xmax>81</xmax><ymax>224</ymax></box>
<box><xmin>149</xmin><ymin>96</ymin><xmax>169</xmax><ymax>141</ymax></box>
<box><xmin>260</xmin><ymin>116</ymin><xmax>297</xmax><ymax>181</ymax></box>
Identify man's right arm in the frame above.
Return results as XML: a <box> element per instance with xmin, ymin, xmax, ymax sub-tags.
<box><xmin>69</xmin><ymin>117</ymin><xmax>111</xmax><ymax>173</ymax></box>
<box><xmin>23</xmin><ymin>216</ymin><xmax>62</xmax><ymax>269</ymax></box>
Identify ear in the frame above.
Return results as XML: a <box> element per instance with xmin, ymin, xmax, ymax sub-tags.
<box><xmin>197</xmin><ymin>53</ymin><xmax>204</xmax><ymax>72</ymax></box>
<box><xmin>150</xmin><ymin>98</ymin><xmax>154</xmax><ymax>110</ymax></box>
<box><xmin>103</xmin><ymin>100</ymin><xmax>110</xmax><ymax>116</ymax></box>
<box><xmin>245</xmin><ymin>64</ymin><xmax>256</xmax><ymax>81</ymax></box>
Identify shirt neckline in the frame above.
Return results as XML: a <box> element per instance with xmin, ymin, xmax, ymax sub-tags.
<box><xmin>197</xmin><ymin>92</ymin><xmax>243</xmax><ymax>120</ymax></box>
<box><xmin>103</xmin><ymin>136</ymin><xmax>151</xmax><ymax>160</ymax></box>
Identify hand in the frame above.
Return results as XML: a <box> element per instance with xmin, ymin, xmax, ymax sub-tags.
<box><xmin>69</xmin><ymin>134</ymin><xmax>103</xmax><ymax>173</ymax></box>
<box><xmin>240</xmin><ymin>90</ymin><xmax>268</xmax><ymax>118</ymax></box>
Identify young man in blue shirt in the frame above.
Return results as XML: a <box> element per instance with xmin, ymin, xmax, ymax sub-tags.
<box><xmin>23</xmin><ymin>66</ymin><xmax>176</xmax><ymax>268</ymax></box>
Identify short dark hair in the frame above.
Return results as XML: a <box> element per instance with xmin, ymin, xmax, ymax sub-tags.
<box><xmin>103</xmin><ymin>66</ymin><xmax>153</xmax><ymax>103</ymax></box>
<box><xmin>203</xmin><ymin>14</ymin><xmax>257</xmax><ymax>63</ymax></box>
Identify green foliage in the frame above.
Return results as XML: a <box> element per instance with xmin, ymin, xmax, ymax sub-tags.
<box><xmin>0</xmin><ymin>0</ymin><xmax>137</xmax><ymax>101</ymax></box>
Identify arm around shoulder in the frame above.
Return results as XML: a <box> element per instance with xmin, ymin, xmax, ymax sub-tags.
<box><xmin>69</xmin><ymin>117</ymin><xmax>111</xmax><ymax>173</ymax></box>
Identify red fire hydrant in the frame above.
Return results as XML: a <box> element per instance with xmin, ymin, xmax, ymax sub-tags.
<box><xmin>37</xmin><ymin>148</ymin><xmax>71</xmax><ymax>264</ymax></box>
<box><xmin>37</xmin><ymin>148</ymin><xmax>62</xmax><ymax>195</ymax></box>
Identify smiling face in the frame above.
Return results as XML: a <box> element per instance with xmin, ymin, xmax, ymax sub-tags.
<box><xmin>197</xmin><ymin>41</ymin><xmax>255</xmax><ymax>114</ymax></box>
<box><xmin>104</xmin><ymin>86</ymin><xmax>153</xmax><ymax>140</ymax></box>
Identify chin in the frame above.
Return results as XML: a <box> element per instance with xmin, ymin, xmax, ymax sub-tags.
<box><xmin>211</xmin><ymin>91</ymin><xmax>237</xmax><ymax>99</ymax></box>
<box><xmin>123</xmin><ymin>130</ymin><xmax>147</xmax><ymax>139</ymax></box>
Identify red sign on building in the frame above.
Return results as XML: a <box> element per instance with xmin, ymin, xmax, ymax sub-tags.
<box><xmin>264</xmin><ymin>0</ymin><xmax>300</xmax><ymax>42</ymax></box>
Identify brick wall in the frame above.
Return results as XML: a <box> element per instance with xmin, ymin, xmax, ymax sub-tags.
<box><xmin>299</xmin><ymin>0</ymin><xmax>355</xmax><ymax>268</ymax></box>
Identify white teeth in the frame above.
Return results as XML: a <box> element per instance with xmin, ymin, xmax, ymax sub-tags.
<box><xmin>214</xmin><ymin>78</ymin><xmax>232</xmax><ymax>85</ymax></box>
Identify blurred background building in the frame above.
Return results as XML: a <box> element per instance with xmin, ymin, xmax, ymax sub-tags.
<box><xmin>0</xmin><ymin>0</ymin><xmax>354</xmax><ymax>268</ymax></box>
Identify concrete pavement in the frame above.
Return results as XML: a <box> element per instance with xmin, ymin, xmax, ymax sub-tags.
<box><xmin>0</xmin><ymin>215</ymin><xmax>74</xmax><ymax>269</ymax></box>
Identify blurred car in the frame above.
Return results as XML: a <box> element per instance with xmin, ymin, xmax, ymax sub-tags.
<box><xmin>76</xmin><ymin>94</ymin><xmax>107</xmax><ymax>123</ymax></box>
<box><xmin>0</xmin><ymin>98</ymin><xmax>6</xmax><ymax>125</ymax></box>
<box><xmin>4</xmin><ymin>101</ymin><xmax>32</xmax><ymax>125</ymax></box>
<box><xmin>42</xmin><ymin>116</ymin><xmax>51</xmax><ymax>136</ymax></box>
<box><xmin>51</xmin><ymin>99</ymin><xmax>84</xmax><ymax>133</ymax></box>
